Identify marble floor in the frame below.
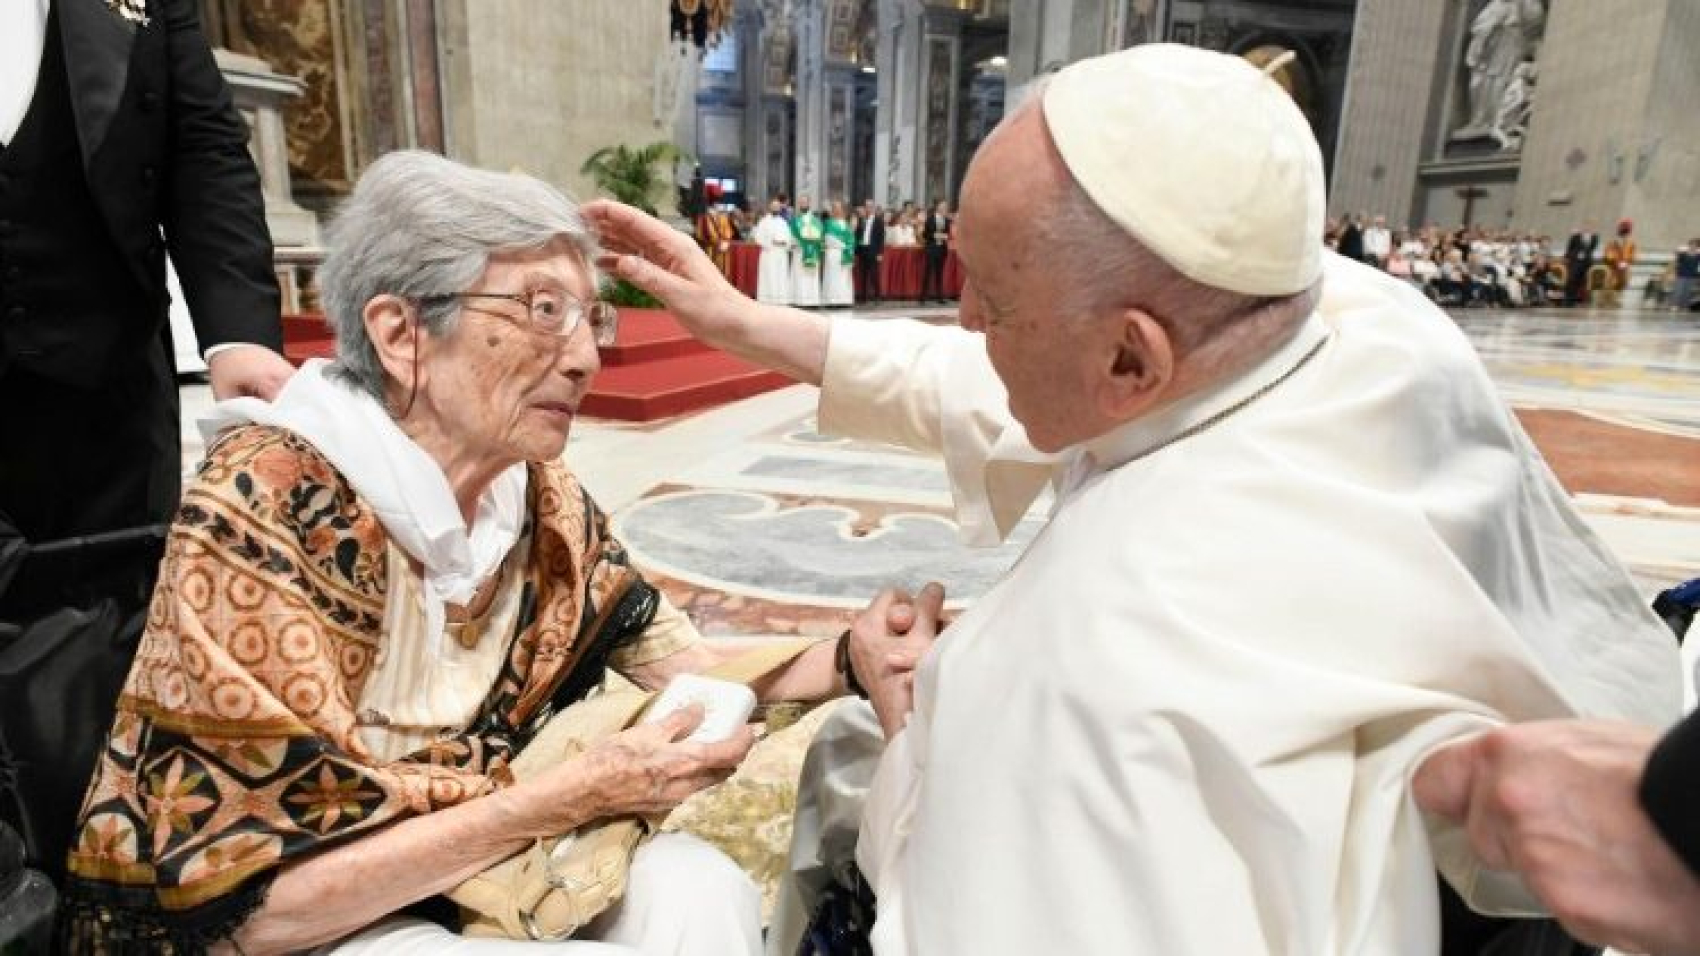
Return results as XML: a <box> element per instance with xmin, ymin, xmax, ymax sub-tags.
<box><xmin>177</xmin><ymin>302</ymin><xmax>1700</xmax><ymax>916</ymax></box>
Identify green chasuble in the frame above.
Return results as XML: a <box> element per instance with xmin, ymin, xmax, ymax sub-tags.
<box><xmin>792</xmin><ymin>212</ymin><xmax>825</xmax><ymax>268</ymax></box>
<box><xmin>824</xmin><ymin>218</ymin><xmax>856</xmax><ymax>266</ymax></box>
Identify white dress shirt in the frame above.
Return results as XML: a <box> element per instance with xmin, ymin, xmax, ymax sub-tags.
<box><xmin>1</xmin><ymin>0</ymin><xmax>52</xmax><ymax>146</ymax></box>
<box><xmin>817</xmin><ymin>252</ymin><xmax>1681</xmax><ymax>955</ymax></box>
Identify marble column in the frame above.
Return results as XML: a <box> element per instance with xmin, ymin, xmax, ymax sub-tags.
<box><xmin>745</xmin><ymin>0</ymin><xmax>796</xmax><ymax>204</ymax></box>
<box><xmin>1006</xmin><ymin>0</ymin><xmax>1116</xmax><ymax>107</ymax></box>
<box><xmin>793</xmin><ymin>0</ymin><xmax>829</xmax><ymax>203</ymax></box>
<box><xmin>1327</xmin><ymin>0</ymin><xmax>1453</xmax><ymax>227</ymax></box>
<box><xmin>916</xmin><ymin>7</ymin><xmax>966</xmax><ymax>205</ymax></box>
<box><xmin>213</xmin><ymin>50</ymin><xmax>320</xmax><ymax>250</ymax></box>
<box><xmin>872</xmin><ymin>0</ymin><xmax>923</xmax><ymax>206</ymax></box>
<box><xmin>822</xmin><ymin>63</ymin><xmax>859</xmax><ymax>204</ymax></box>
<box><xmin>738</xmin><ymin>3</ymin><xmax>768</xmax><ymax>199</ymax></box>
<box><xmin>873</xmin><ymin>0</ymin><xmax>967</xmax><ymax>205</ymax></box>
<box><xmin>210</xmin><ymin>49</ymin><xmax>322</xmax><ymax>323</ymax></box>
<box><xmin>671</xmin><ymin>43</ymin><xmax>706</xmax><ymax>198</ymax></box>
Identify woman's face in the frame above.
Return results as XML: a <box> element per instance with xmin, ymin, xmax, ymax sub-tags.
<box><xmin>410</xmin><ymin>241</ymin><xmax>601</xmax><ymax>468</ymax></box>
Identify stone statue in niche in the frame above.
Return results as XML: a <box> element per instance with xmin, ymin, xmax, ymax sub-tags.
<box><xmin>1451</xmin><ymin>0</ymin><xmax>1545</xmax><ymax>146</ymax></box>
<box><xmin>1490</xmin><ymin>60</ymin><xmax>1537</xmax><ymax>151</ymax></box>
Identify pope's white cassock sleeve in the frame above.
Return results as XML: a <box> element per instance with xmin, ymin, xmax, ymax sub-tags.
<box><xmin>817</xmin><ymin>253</ymin><xmax>1682</xmax><ymax>955</ymax></box>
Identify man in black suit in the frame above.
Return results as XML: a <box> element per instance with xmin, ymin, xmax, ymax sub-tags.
<box><xmin>1564</xmin><ymin>227</ymin><xmax>1599</xmax><ymax>307</ymax></box>
<box><xmin>0</xmin><ymin>0</ymin><xmax>287</xmax><ymax>550</ymax></box>
<box><xmin>1336</xmin><ymin>214</ymin><xmax>1365</xmax><ymax>262</ymax></box>
<box><xmin>1416</xmin><ymin>712</ymin><xmax>1700</xmax><ymax>955</ymax></box>
<box><xmin>854</xmin><ymin>199</ymin><xmax>884</xmax><ymax>303</ymax></box>
<box><xmin>920</xmin><ymin>199</ymin><xmax>951</xmax><ymax>303</ymax></box>
<box><xmin>0</xmin><ymin>0</ymin><xmax>288</xmax><ymax>875</ymax></box>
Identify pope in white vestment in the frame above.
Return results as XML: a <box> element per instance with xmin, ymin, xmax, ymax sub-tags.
<box><xmin>818</xmin><ymin>252</ymin><xmax>1679</xmax><ymax>955</ymax></box>
<box><xmin>752</xmin><ymin>208</ymin><xmax>795</xmax><ymax>305</ymax></box>
<box><xmin>585</xmin><ymin>44</ymin><xmax>1684</xmax><ymax>956</ymax></box>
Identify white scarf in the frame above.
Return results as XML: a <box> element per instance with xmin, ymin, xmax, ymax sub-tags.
<box><xmin>199</xmin><ymin>360</ymin><xmax>528</xmax><ymax>658</ymax></box>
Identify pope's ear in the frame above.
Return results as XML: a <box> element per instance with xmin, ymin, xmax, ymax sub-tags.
<box><xmin>1098</xmin><ymin>307</ymin><xmax>1173</xmax><ymax>419</ymax></box>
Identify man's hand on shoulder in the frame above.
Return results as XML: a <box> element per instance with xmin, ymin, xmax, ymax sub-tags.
<box><xmin>1413</xmin><ymin>719</ymin><xmax>1700</xmax><ymax>956</ymax></box>
<box><xmin>208</xmin><ymin>345</ymin><xmax>295</xmax><ymax>401</ymax></box>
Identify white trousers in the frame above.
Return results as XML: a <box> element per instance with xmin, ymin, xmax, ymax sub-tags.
<box><xmin>325</xmin><ymin>833</ymin><xmax>762</xmax><ymax>955</ymax></box>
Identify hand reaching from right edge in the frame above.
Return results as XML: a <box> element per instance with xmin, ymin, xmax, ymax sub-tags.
<box><xmin>1413</xmin><ymin>719</ymin><xmax>1700</xmax><ymax>956</ymax></box>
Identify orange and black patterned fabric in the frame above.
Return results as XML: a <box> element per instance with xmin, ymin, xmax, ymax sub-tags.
<box><xmin>59</xmin><ymin>425</ymin><xmax>660</xmax><ymax>952</ymax></box>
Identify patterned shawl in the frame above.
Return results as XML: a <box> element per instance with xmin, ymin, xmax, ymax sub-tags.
<box><xmin>60</xmin><ymin>425</ymin><xmax>661</xmax><ymax>951</ymax></box>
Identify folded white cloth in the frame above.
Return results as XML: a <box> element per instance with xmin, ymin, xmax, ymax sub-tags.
<box><xmin>200</xmin><ymin>359</ymin><xmax>527</xmax><ymax>658</ymax></box>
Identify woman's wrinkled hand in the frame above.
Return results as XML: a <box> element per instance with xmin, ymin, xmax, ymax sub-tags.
<box><xmin>581</xmin><ymin>704</ymin><xmax>756</xmax><ymax>817</ymax></box>
<box><xmin>501</xmin><ymin>705</ymin><xmax>754</xmax><ymax>837</ymax></box>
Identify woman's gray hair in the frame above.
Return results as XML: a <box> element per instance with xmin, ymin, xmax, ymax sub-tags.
<box><xmin>316</xmin><ymin>150</ymin><xmax>601</xmax><ymax>399</ymax></box>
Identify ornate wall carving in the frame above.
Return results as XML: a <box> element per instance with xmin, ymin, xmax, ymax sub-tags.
<box><xmin>828</xmin><ymin>0</ymin><xmax>862</xmax><ymax>61</ymax></box>
<box><xmin>827</xmin><ymin>82</ymin><xmax>851</xmax><ymax>198</ymax></box>
<box><xmin>922</xmin><ymin>35</ymin><xmax>956</xmax><ymax>203</ymax></box>
<box><xmin>225</xmin><ymin>0</ymin><xmax>351</xmax><ymax>190</ymax></box>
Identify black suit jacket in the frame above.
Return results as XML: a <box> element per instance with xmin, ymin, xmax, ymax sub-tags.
<box><xmin>1564</xmin><ymin>233</ymin><xmax>1598</xmax><ymax>266</ymax></box>
<box><xmin>17</xmin><ymin>0</ymin><xmax>279</xmax><ymax>384</ymax></box>
<box><xmin>1337</xmin><ymin>224</ymin><xmax>1365</xmax><ymax>261</ymax></box>
<box><xmin>1642</xmin><ymin>709</ymin><xmax>1700</xmax><ymax>879</ymax></box>
<box><xmin>854</xmin><ymin>214</ymin><xmax>884</xmax><ymax>255</ymax></box>
<box><xmin>921</xmin><ymin>213</ymin><xmax>950</xmax><ymax>250</ymax></box>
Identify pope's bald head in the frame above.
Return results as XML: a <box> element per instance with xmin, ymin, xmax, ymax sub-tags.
<box><xmin>958</xmin><ymin>101</ymin><xmax>1072</xmax><ymax>267</ymax></box>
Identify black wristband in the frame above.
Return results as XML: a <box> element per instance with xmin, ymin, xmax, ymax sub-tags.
<box><xmin>835</xmin><ymin>628</ymin><xmax>869</xmax><ymax>699</ymax></box>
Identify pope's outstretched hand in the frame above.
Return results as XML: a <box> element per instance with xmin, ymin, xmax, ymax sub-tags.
<box><xmin>584</xmin><ymin>200</ymin><xmax>748</xmax><ymax>346</ymax></box>
<box><xmin>585</xmin><ymin>200</ymin><xmax>829</xmax><ymax>385</ymax></box>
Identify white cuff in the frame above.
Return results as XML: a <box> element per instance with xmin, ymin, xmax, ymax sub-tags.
<box><xmin>202</xmin><ymin>342</ymin><xmax>270</xmax><ymax>362</ymax></box>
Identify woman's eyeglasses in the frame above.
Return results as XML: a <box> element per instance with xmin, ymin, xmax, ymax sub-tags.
<box><xmin>422</xmin><ymin>288</ymin><xmax>619</xmax><ymax>346</ymax></box>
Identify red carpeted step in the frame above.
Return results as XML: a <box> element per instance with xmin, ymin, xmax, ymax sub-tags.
<box><xmin>283</xmin><ymin>338</ymin><xmax>337</xmax><ymax>365</ymax></box>
<box><xmin>283</xmin><ymin>313</ymin><xmax>332</xmax><ymax>338</ymax></box>
<box><xmin>281</xmin><ymin>313</ymin><xmax>334</xmax><ymax>367</ymax></box>
<box><xmin>581</xmin><ymin>351</ymin><xmax>792</xmax><ymax>421</ymax></box>
<box><xmin>600</xmin><ymin>309</ymin><xmax>712</xmax><ymax>366</ymax></box>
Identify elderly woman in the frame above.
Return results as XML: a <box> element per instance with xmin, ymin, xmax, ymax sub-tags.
<box><xmin>61</xmin><ymin>152</ymin><xmax>850</xmax><ymax>954</ymax></box>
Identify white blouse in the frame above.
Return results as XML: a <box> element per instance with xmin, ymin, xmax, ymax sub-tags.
<box><xmin>355</xmin><ymin>540</ymin><xmax>528</xmax><ymax>763</ymax></box>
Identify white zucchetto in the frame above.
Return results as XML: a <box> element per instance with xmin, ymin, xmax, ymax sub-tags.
<box><xmin>1042</xmin><ymin>43</ymin><xmax>1326</xmax><ymax>297</ymax></box>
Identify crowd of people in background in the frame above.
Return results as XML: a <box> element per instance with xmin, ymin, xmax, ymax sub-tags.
<box><xmin>698</xmin><ymin>193</ymin><xmax>955</xmax><ymax>307</ymax></box>
<box><xmin>1329</xmin><ymin>213</ymin><xmax>1698</xmax><ymax>312</ymax></box>
<box><xmin>707</xmin><ymin>200</ymin><xmax>1700</xmax><ymax>315</ymax></box>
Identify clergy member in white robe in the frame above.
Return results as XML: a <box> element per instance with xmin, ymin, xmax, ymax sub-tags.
<box><xmin>752</xmin><ymin>203</ymin><xmax>795</xmax><ymax>305</ymax></box>
<box><xmin>584</xmin><ymin>44</ymin><xmax>1682</xmax><ymax>956</ymax></box>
